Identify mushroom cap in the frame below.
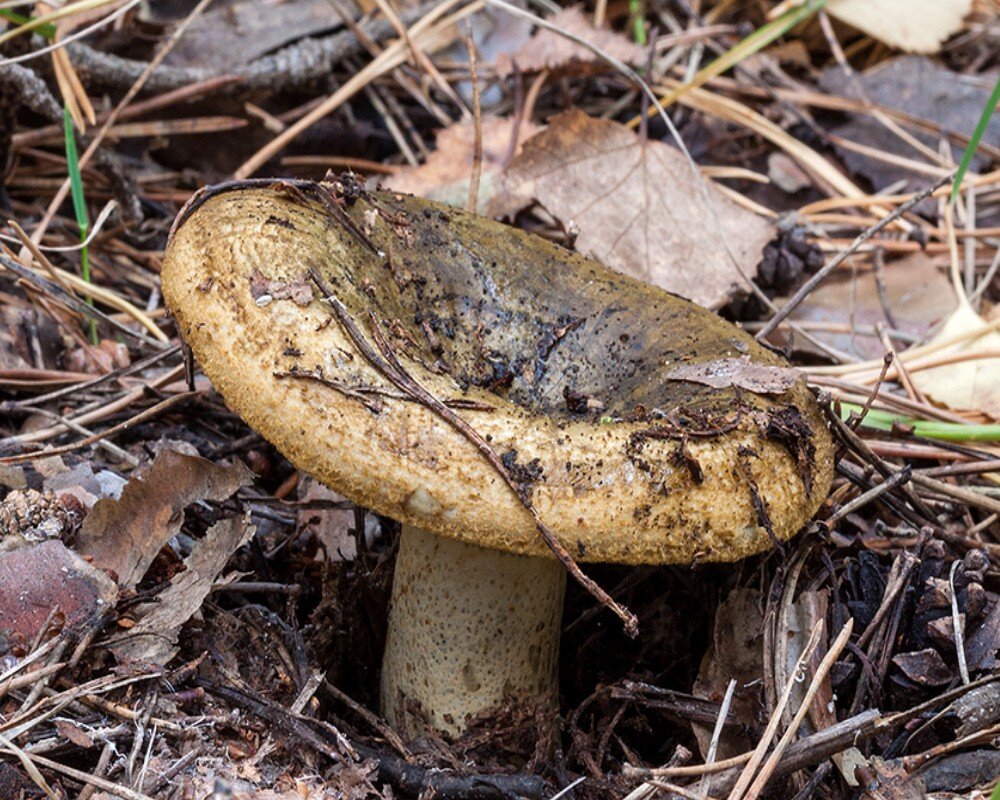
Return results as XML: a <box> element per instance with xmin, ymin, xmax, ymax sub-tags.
<box><xmin>163</xmin><ymin>179</ymin><xmax>833</xmax><ymax>565</ymax></box>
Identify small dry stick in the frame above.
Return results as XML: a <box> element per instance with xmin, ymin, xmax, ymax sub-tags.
<box><xmin>0</xmin><ymin>748</ymin><xmax>155</xmax><ymax>800</ymax></box>
<box><xmin>651</xmin><ymin>781</ymin><xmax>719</xmax><ymax>800</ymax></box>
<box><xmin>699</xmin><ymin>679</ymin><xmax>736</xmax><ymax>800</ymax></box>
<box><xmin>0</xmin><ymin>392</ymin><xmax>196</xmax><ymax>464</ymax></box>
<box><xmin>949</xmin><ymin>561</ymin><xmax>971</xmax><ymax>685</ymax></box>
<box><xmin>756</xmin><ymin>174</ymin><xmax>952</xmax><ymax>341</ymax></box>
<box><xmin>826</xmin><ymin>466</ymin><xmax>912</xmax><ymax>526</ymax></box>
<box><xmin>76</xmin><ymin>741</ymin><xmax>114</xmax><ymax>800</ymax></box>
<box><xmin>323</xmin><ymin>679</ymin><xmax>410</xmax><ymax>757</ymax></box>
<box><xmin>466</xmin><ymin>27</ymin><xmax>483</xmax><ymax>215</ymax></box>
<box><xmin>743</xmin><ymin>619</ymin><xmax>854</xmax><ymax>800</ymax></box>
<box><xmin>626</xmin><ymin>709</ymin><xmax>882</xmax><ymax>781</ymax></box>
<box><xmin>875</xmin><ymin>323</ymin><xmax>924</xmax><ymax>404</ymax></box>
<box><xmin>848</xmin><ymin>353</ymin><xmax>892</xmax><ymax>430</ymax></box>
<box><xmin>854</xmin><ymin>553</ymin><xmax>918</xmax><ymax>652</ymax></box>
<box><xmin>310</xmin><ymin>269</ymin><xmax>639</xmax><ymax>635</ymax></box>
<box><xmin>726</xmin><ymin>620</ymin><xmax>824</xmax><ymax>800</ymax></box>
<box><xmin>0</xmin><ymin>730</ymin><xmax>57</xmax><ymax>799</ymax></box>
<box><xmin>0</xmin><ymin>252</ymin><xmax>163</xmax><ymax>346</ymax></box>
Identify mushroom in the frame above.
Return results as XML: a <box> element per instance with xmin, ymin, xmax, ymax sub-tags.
<box><xmin>162</xmin><ymin>178</ymin><xmax>834</xmax><ymax>738</ymax></box>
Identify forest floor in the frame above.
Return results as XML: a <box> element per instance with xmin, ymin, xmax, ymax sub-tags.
<box><xmin>1</xmin><ymin>1</ymin><xmax>999</xmax><ymax>798</ymax></box>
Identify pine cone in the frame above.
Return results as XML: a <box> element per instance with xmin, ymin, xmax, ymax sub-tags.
<box><xmin>0</xmin><ymin>488</ymin><xmax>77</xmax><ymax>546</ymax></box>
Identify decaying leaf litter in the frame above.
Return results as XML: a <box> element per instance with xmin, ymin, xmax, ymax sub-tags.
<box><xmin>0</xmin><ymin>0</ymin><xmax>998</xmax><ymax>798</ymax></box>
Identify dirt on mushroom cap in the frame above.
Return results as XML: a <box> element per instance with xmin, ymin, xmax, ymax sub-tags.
<box><xmin>162</xmin><ymin>179</ymin><xmax>834</xmax><ymax>565</ymax></box>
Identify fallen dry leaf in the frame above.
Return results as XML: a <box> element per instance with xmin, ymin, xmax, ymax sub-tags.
<box><xmin>76</xmin><ymin>449</ymin><xmax>252</xmax><ymax>589</ymax></box>
<box><xmin>160</xmin><ymin>0</ymin><xmax>340</xmax><ymax>70</ymax></box>
<box><xmin>298</xmin><ymin>475</ymin><xmax>357</xmax><ymax>562</ymax></box>
<box><xmin>109</xmin><ymin>514</ymin><xmax>254</xmax><ymax>664</ymax></box>
<box><xmin>820</xmin><ymin>58</ymin><xmax>999</xmax><ymax>194</ymax></box>
<box><xmin>826</xmin><ymin>0</ymin><xmax>972</xmax><ymax>53</ymax></box>
<box><xmin>386</xmin><ymin>115</ymin><xmax>539</xmax><ymax>215</ymax></box>
<box><xmin>503</xmin><ymin>110</ymin><xmax>775</xmax><ymax>307</ymax></box>
<box><xmin>692</xmin><ymin>587</ymin><xmax>763</xmax><ymax>760</ymax></box>
<box><xmin>666</xmin><ymin>357</ymin><xmax>800</xmax><ymax>394</ymax></box>
<box><xmin>54</xmin><ymin>719</ymin><xmax>96</xmax><ymax>749</ymax></box>
<box><xmin>783</xmin><ymin>590</ymin><xmax>837</xmax><ymax>736</ymax></box>
<box><xmin>910</xmin><ymin>304</ymin><xmax>1000</xmax><ymax>419</ymax></box>
<box><xmin>495</xmin><ymin>6</ymin><xmax>645</xmax><ymax>76</ymax></box>
<box><xmin>0</xmin><ymin>540</ymin><xmax>118</xmax><ymax>645</ymax></box>
<box><xmin>787</xmin><ymin>252</ymin><xmax>957</xmax><ymax>360</ymax></box>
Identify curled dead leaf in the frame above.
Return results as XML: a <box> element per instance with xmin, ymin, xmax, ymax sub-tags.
<box><xmin>76</xmin><ymin>449</ymin><xmax>252</xmax><ymax>590</ymax></box>
<box><xmin>109</xmin><ymin>514</ymin><xmax>255</xmax><ymax>664</ymax></box>
<box><xmin>910</xmin><ymin>304</ymin><xmax>1000</xmax><ymax>419</ymax></box>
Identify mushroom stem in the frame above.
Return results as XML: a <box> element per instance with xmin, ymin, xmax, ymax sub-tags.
<box><xmin>380</xmin><ymin>524</ymin><xmax>566</xmax><ymax>738</ymax></box>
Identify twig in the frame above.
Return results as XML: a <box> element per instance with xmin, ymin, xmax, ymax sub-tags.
<box><xmin>76</xmin><ymin>742</ymin><xmax>114</xmax><ymax>800</ymax></box>
<box><xmin>0</xmin><ymin>363</ymin><xmax>184</xmax><ymax>447</ymax></box>
<box><xmin>949</xmin><ymin>561</ymin><xmax>971</xmax><ymax>685</ymax></box>
<box><xmin>854</xmin><ymin>552</ymin><xmax>919</xmax><ymax>652</ymax></box>
<box><xmin>742</xmin><ymin>619</ymin><xmax>854</xmax><ymax>799</ymax></box>
<box><xmin>0</xmin><ymin>343</ymin><xmax>181</xmax><ymax>411</ymax></box>
<box><xmin>28</xmin><ymin>0</ymin><xmax>219</xmax><ymax>251</ymax></box>
<box><xmin>625</xmin><ymin>709</ymin><xmax>881</xmax><ymax>781</ymax></box>
<box><xmin>825</xmin><ymin>466</ymin><xmax>912</xmax><ymax>526</ymax></box>
<box><xmin>0</xmin><ymin>251</ymin><xmax>165</xmax><ymax>347</ymax></box>
<box><xmin>726</xmin><ymin>620</ymin><xmax>824</xmax><ymax>800</ymax></box>
<box><xmin>823</xmin><ymin>402</ymin><xmax>938</xmax><ymax>521</ymax></box>
<box><xmin>698</xmin><ymin>680</ymin><xmax>736</xmax><ymax>800</ymax></box>
<box><xmin>0</xmin><ymin>731</ymin><xmax>57</xmax><ymax>799</ymax></box>
<box><xmin>321</xmin><ymin>679</ymin><xmax>409</xmax><ymax>758</ymax></box>
<box><xmin>756</xmin><ymin>174</ymin><xmax>952</xmax><ymax>340</ymax></box>
<box><xmin>875</xmin><ymin>323</ymin><xmax>924</xmax><ymax>404</ymax></box>
<box><xmin>310</xmin><ymin>269</ymin><xmax>638</xmax><ymax>635</ymax></box>
<box><xmin>235</xmin><ymin>0</ymin><xmax>482</xmax><ymax>178</ymax></box>
<box><xmin>0</xmin><ymin>748</ymin><xmax>155</xmax><ymax>800</ymax></box>
<box><xmin>65</xmin><ymin>7</ymin><xmax>432</xmax><ymax>95</ymax></box>
<box><xmin>466</xmin><ymin>27</ymin><xmax>483</xmax><ymax>214</ymax></box>
<box><xmin>0</xmin><ymin>392</ymin><xmax>197</xmax><ymax>464</ymax></box>
<box><xmin>848</xmin><ymin>353</ymin><xmax>892</xmax><ymax>430</ymax></box>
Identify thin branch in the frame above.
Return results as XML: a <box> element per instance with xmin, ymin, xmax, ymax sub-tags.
<box><xmin>309</xmin><ymin>269</ymin><xmax>639</xmax><ymax>636</ymax></box>
<box><xmin>756</xmin><ymin>174</ymin><xmax>952</xmax><ymax>340</ymax></box>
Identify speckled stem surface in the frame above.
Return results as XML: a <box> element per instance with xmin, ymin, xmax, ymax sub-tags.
<box><xmin>381</xmin><ymin>525</ymin><xmax>566</xmax><ymax>738</ymax></box>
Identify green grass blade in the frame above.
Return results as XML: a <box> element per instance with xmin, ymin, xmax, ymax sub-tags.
<box><xmin>990</xmin><ymin>780</ymin><xmax>1000</xmax><ymax>800</ymax></box>
<box><xmin>0</xmin><ymin>9</ymin><xmax>57</xmax><ymax>39</ymax></box>
<box><xmin>63</xmin><ymin>105</ymin><xmax>97</xmax><ymax>344</ymax></box>
<box><xmin>951</xmin><ymin>75</ymin><xmax>1000</xmax><ymax>203</ymax></box>
<box><xmin>629</xmin><ymin>0</ymin><xmax>646</xmax><ymax>45</ymax></box>
<box><xmin>839</xmin><ymin>403</ymin><xmax>1000</xmax><ymax>443</ymax></box>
